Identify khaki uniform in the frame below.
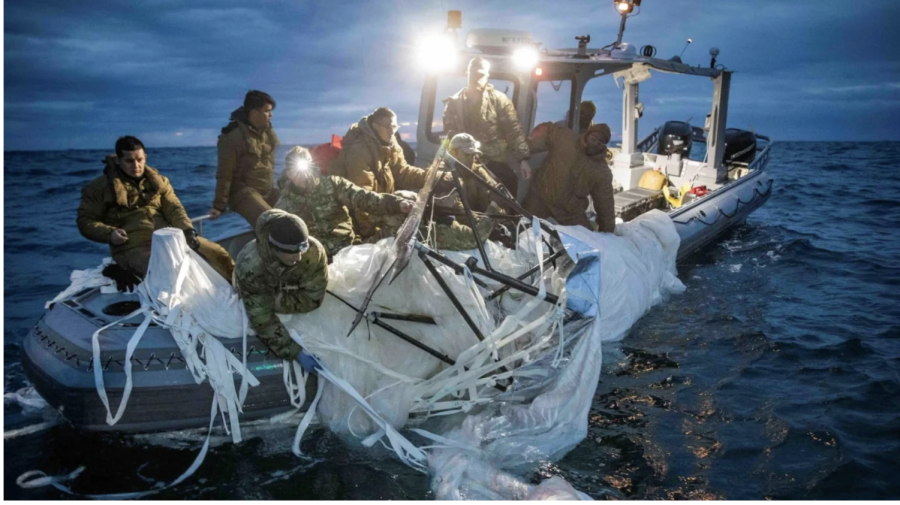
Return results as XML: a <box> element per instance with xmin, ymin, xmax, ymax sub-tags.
<box><xmin>77</xmin><ymin>158</ymin><xmax>234</xmax><ymax>279</ymax></box>
<box><xmin>524</xmin><ymin>122</ymin><xmax>616</xmax><ymax>233</ymax></box>
<box><xmin>213</xmin><ymin>107</ymin><xmax>281</xmax><ymax>226</ymax></box>
<box><xmin>234</xmin><ymin>209</ymin><xmax>329</xmax><ymax>360</ymax></box>
<box><xmin>275</xmin><ymin>172</ymin><xmax>405</xmax><ymax>259</ymax></box>
<box><xmin>328</xmin><ymin>117</ymin><xmax>434</xmax><ymax>240</ymax></box>
<box><xmin>442</xmin><ymin>84</ymin><xmax>530</xmax><ymax>164</ymax></box>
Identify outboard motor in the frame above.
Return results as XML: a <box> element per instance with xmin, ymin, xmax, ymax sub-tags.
<box><xmin>657</xmin><ymin>121</ymin><xmax>692</xmax><ymax>157</ymax></box>
<box><xmin>723</xmin><ymin>128</ymin><xmax>757</xmax><ymax>164</ymax></box>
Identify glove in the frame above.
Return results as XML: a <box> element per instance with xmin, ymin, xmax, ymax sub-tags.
<box><xmin>183</xmin><ymin>228</ymin><xmax>201</xmax><ymax>251</ymax></box>
<box><xmin>297</xmin><ymin>350</ymin><xmax>321</xmax><ymax>374</ymax></box>
<box><xmin>490</xmin><ymin>223</ymin><xmax>516</xmax><ymax>249</ymax></box>
<box><xmin>101</xmin><ymin>264</ymin><xmax>143</xmax><ymax>293</ymax></box>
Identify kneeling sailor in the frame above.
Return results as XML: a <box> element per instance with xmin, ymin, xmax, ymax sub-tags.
<box><xmin>234</xmin><ymin>210</ymin><xmax>328</xmax><ymax>370</ymax></box>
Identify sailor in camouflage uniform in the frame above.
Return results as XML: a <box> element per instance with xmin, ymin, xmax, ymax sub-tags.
<box><xmin>234</xmin><ymin>209</ymin><xmax>328</xmax><ymax>361</ymax></box>
<box><xmin>375</xmin><ymin>191</ymin><xmax>499</xmax><ymax>251</ymax></box>
<box><xmin>275</xmin><ymin>146</ymin><xmax>413</xmax><ymax>261</ymax></box>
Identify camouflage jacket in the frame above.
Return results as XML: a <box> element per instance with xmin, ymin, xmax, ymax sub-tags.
<box><xmin>275</xmin><ymin>173</ymin><xmax>405</xmax><ymax>259</ymax></box>
<box><xmin>234</xmin><ymin>209</ymin><xmax>329</xmax><ymax>360</ymax></box>
<box><xmin>441</xmin><ymin>156</ymin><xmax>497</xmax><ymax>214</ymax></box>
<box><xmin>527</xmin><ymin>122</ymin><xmax>615</xmax><ymax>232</ymax></box>
<box><xmin>328</xmin><ymin>117</ymin><xmax>432</xmax><ymax>239</ymax></box>
<box><xmin>442</xmin><ymin>84</ymin><xmax>530</xmax><ymax>163</ymax></box>
<box><xmin>213</xmin><ymin>107</ymin><xmax>280</xmax><ymax>211</ymax></box>
<box><xmin>77</xmin><ymin>157</ymin><xmax>193</xmax><ymax>257</ymax></box>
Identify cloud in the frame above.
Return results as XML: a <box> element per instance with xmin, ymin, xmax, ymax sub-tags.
<box><xmin>4</xmin><ymin>0</ymin><xmax>900</xmax><ymax>150</ymax></box>
<box><xmin>803</xmin><ymin>82</ymin><xmax>900</xmax><ymax>95</ymax></box>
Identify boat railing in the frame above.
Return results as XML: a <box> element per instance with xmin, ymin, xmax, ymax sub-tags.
<box><xmin>190</xmin><ymin>213</ymin><xmax>229</xmax><ymax>237</ymax></box>
<box><xmin>636</xmin><ymin>127</ymin><xmax>661</xmax><ymax>153</ymax></box>
<box><xmin>748</xmin><ymin>142</ymin><xmax>771</xmax><ymax>171</ymax></box>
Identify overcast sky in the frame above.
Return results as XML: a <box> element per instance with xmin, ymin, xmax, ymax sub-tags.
<box><xmin>4</xmin><ymin>0</ymin><xmax>899</xmax><ymax>151</ymax></box>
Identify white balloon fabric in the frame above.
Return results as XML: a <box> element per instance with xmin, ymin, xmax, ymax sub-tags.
<box><xmin>283</xmin><ymin>210</ymin><xmax>684</xmax><ymax>500</ymax></box>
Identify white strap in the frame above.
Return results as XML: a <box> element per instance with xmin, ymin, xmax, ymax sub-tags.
<box><xmin>292</xmin><ymin>377</ymin><xmax>325</xmax><ymax>457</ymax></box>
<box><xmin>91</xmin><ymin>307</ymin><xmax>152</xmax><ymax>426</ymax></box>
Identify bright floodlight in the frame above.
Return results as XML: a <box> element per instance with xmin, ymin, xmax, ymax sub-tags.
<box><xmin>615</xmin><ymin>0</ymin><xmax>634</xmax><ymax>13</ymax></box>
<box><xmin>512</xmin><ymin>47</ymin><xmax>539</xmax><ymax>70</ymax></box>
<box><xmin>417</xmin><ymin>35</ymin><xmax>458</xmax><ymax>73</ymax></box>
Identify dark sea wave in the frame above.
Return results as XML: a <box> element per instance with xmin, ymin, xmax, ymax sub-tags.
<box><xmin>4</xmin><ymin>142</ymin><xmax>900</xmax><ymax>499</ymax></box>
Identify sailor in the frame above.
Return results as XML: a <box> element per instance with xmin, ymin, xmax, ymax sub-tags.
<box><xmin>328</xmin><ymin>107</ymin><xmax>452</xmax><ymax>242</ymax></box>
<box><xmin>376</xmin><ymin>133</ymin><xmax>503</xmax><ymax>251</ymax></box>
<box><xmin>523</xmin><ymin>122</ymin><xmax>616</xmax><ymax>233</ymax></box>
<box><xmin>556</xmin><ymin>100</ymin><xmax>597</xmax><ymax>133</ymax></box>
<box><xmin>382</xmin><ymin>192</ymin><xmax>500</xmax><ymax>252</ymax></box>
<box><xmin>76</xmin><ymin>136</ymin><xmax>235</xmax><ymax>284</ymax></box>
<box><xmin>441</xmin><ymin>56</ymin><xmax>532</xmax><ymax>199</ymax></box>
<box><xmin>234</xmin><ymin>209</ymin><xmax>328</xmax><ymax>367</ymax></box>
<box><xmin>443</xmin><ymin>133</ymin><xmax>499</xmax><ymax>214</ymax></box>
<box><xmin>207</xmin><ymin>90</ymin><xmax>280</xmax><ymax>227</ymax></box>
<box><xmin>275</xmin><ymin>146</ymin><xmax>413</xmax><ymax>261</ymax></box>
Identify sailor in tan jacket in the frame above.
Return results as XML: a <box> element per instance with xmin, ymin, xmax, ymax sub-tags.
<box><xmin>329</xmin><ymin>107</ymin><xmax>452</xmax><ymax>241</ymax></box>
<box><xmin>442</xmin><ymin>57</ymin><xmax>532</xmax><ymax>199</ymax></box>
<box><xmin>207</xmin><ymin>90</ymin><xmax>280</xmax><ymax>227</ymax></box>
<box><xmin>77</xmin><ymin>136</ymin><xmax>234</xmax><ymax>281</ymax></box>
<box><xmin>524</xmin><ymin>122</ymin><xmax>616</xmax><ymax>233</ymax></box>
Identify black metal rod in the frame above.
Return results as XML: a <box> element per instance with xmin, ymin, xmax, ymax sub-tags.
<box><xmin>326</xmin><ymin>291</ymin><xmax>507</xmax><ymax>392</ymax></box>
<box><xmin>418</xmin><ymin>250</ymin><xmax>486</xmax><ymax>342</ymax></box>
<box><xmin>370</xmin><ymin>312</ymin><xmax>436</xmax><ymax>325</ymax></box>
<box><xmin>419</xmin><ymin>243</ymin><xmax>559</xmax><ymax>305</ymax></box>
<box><xmin>470</xmin><ymin>264</ymin><xmax>559</xmax><ymax>305</ymax></box>
<box><xmin>450</xmin><ymin>166</ymin><xmax>492</xmax><ymax>272</ymax></box>
<box><xmin>371</xmin><ymin>319</ymin><xmax>456</xmax><ymax>365</ymax></box>
<box><xmin>446</xmin><ymin>153</ymin><xmax>559</xmax><ymax>238</ymax></box>
<box><xmin>420</xmin><ymin>246</ymin><xmax>491</xmax><ymax>289</ymax></box>
<box><xmin>328</xmin><ymin>291</ymin><xmax>453</xmax><ymax>364</ymax></box>
<box><xmin>486</xmin><ymin>248</ymin><xmax>566</xmax><ymax>302</ymax></box>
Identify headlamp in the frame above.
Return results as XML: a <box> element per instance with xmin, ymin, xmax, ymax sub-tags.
<box><xmin>288</xmin><ymin>157</ymin><xmax>310</xmax><ymax>173</ymax></box>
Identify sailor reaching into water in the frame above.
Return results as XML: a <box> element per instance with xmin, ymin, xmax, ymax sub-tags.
<box><xmin>234</xmin><ymin>210</ymin><xmax>327</xmax><ymax>371</ymax></box>
<box><xmin>275</xmin><ymin>146</ymin><xmax>413</xmax><ymax>261</ymax></box>
<box><xmin>76</xmin><ymin>136</ymin><xmax>235</xmax><ymax>287</ymax></box>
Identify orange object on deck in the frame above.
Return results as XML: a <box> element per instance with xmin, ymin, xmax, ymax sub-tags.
<box><xmin>310</xmin><ymin>134</ymin><xmax>343</xmax><ymax>174</ymax></box>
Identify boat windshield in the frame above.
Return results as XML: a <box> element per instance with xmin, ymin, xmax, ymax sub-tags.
<box><xmin>533</xmin><ymin>78</ymin><xmax>573</xmax><ymax>130</ymax></box>
<box><xmin>426</xmin><ymin>74</ymin><xmax>518</xmax><ymax>144</ymax></box>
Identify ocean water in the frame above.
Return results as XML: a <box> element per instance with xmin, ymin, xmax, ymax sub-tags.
<box><xmin>4</xmin><ymin>142</ymin><xmax>900</xmax><ymax>499</ymax></box>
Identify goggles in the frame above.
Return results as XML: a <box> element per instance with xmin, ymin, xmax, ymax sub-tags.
<box><xmin>268</xmin><ymin>236</ymin><xmax>310</xmax><ymax>254</ymax></box>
